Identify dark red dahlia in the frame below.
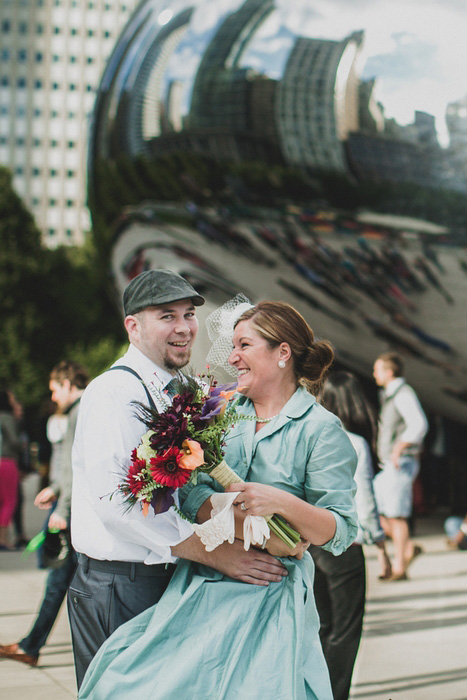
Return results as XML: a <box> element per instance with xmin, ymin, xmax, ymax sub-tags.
<box><xmin>149</xmin><ymin>414</ymin><xmax>189</xmax><ymax>451</ymax></box>
<box><xmin>150</xmin><ymin>447</ymin><xmax>192</xmax><ymax>489</ymax></box>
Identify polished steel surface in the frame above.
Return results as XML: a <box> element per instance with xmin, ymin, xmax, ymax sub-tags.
<box><xmin>88</xmin><ymin>0</ymin><xmax>467</xmax><ymax>422</ymax></box>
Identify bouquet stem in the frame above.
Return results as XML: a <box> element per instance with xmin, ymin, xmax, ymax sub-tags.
<box><xmin>207</xmin><ymin>460</ymin><xmax>301</xmax><ymax>549</ymax></box>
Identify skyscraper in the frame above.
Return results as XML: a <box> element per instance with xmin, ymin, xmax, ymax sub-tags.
<box><xmin>0</xmin><ymin>0</ymin><xmax>137</xmax><ymax>247</ymax></box>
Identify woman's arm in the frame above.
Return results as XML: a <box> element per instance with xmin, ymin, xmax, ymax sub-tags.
<box><xmin>227</xmin><ymin>419</ymin><xmax>358</xmax><ymax>554</ymax></box>
<box><xmin>351</xmin><ymin>435</ymin><xmax>385</xmax><ymax>544</ymax></box>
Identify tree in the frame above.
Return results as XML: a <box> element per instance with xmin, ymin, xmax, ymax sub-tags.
<box><xmin>0</xmin><ymin>167</ymin><xmax>125</xmax><ymax>416</ymax></box>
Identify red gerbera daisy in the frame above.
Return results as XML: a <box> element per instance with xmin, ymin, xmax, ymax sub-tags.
<box><xmin>150</xmin><ymin>447</ymin><xmax>192</xmax><ymax>489</ymax></box>
<box><xmin>126</xmin><ymin>458</ymin><xmax>147</xmax><ymax>497</ymax></box>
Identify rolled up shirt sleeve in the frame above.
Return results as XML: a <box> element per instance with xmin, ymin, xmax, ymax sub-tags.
<box><xmin>179</xmin><ymin>472</ymin><xmax>222</xmax><ymax>523</ymax></box>
<box><xmin>303</xmin><ymin>421</ymin><xmax>358</xmax><ymax>555</ymax></box>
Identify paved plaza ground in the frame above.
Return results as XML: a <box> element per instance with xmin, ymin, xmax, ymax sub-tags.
<box><xmin>1</xmin><ymin>472</ymin><xmax>466</xmax><ymax>700</ymax></box>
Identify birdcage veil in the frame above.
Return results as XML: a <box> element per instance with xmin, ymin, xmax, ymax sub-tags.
<box><xmin>205</xmin><ymin>293</ymin><xmax>254</xmax><ymax>376</ymax></box>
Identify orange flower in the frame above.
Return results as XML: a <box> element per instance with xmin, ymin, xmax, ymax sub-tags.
<box><xmin>142</xmin><ymin>501</ymin><xmax>150</xmax><ymax>517</ymax></box>
<box><xmin>179</xmin><ymin>439</ymin><xmax>205</xmax><ymax>470</ymax></box>
<box><xmin>219</xmin><ymin>389</ymin><xmax>237</xmax><ymax>401</ymax></box>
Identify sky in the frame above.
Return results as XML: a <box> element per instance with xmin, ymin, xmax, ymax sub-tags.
<box><xmin>271</xmin><ymin>0</ymin><xmax>467</xmax><ymax>145</ymax></box>
<box><xmin>160</xmin><ymin>0</ymin><xmax>467</xmax><ymax>146</ymax></box>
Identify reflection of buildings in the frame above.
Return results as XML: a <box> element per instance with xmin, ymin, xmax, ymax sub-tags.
<box><xmin>276</xmin><ymin>32</ymin><xmax>364</xmax><ymax>173</ymax></box>
<box><xmin>444</xmin><ymin>96</ymin><xmax>467</xmax><ymax>191</ymax></box>
<box><xmin>99</xmin><ymin>6</ymin><xmax>194</xmax><ymax>158</ymax></box>
<box><xmin>189</xmin><ymin>0</ymin><xmax>275</xmax><ymax>131</ymax></box>
<box><xmin>89</xmin><ymin>0</ymin><xmax>467</xmax><ymax>205</ymax></box>
<box><xmin>347</xmin><ymin>132</ymin><xmax>437</xmax><ymax>188</ymax></box>
<box><xmin>150</xmin><ymin>0</ymin><xmax>282</xmax><ymax>165</ymax></box>
<box><xmin>348</xmin><ymin>104</ymin><xmax>467</xmax><ymax>193</ymax></box>
<box><xmin>0</xmin><ymin>0</ymin><xmax>137</xmax><ymax>246</ymax></box>
<box><xmin>142</xmin><ymin>15</ymin><xmax>194</xmax><ymax>143</ymax></box>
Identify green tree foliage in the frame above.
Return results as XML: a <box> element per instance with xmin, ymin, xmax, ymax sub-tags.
<box><xmin>0</xmin><ymin>167</ymin><xmax>125</xmax><ymax>415</ymax></box>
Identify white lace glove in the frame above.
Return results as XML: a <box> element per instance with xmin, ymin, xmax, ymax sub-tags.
<box><xmin>193</xmin><ymin>492</ymin><xmax>270</xmax><ymax>551</ymax></box>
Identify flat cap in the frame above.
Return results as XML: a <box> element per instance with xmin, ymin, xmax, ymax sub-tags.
<box><xmin>123</xmin><ymin>269</ymin><xmax>205</xmax><ymax>316</ymax></box>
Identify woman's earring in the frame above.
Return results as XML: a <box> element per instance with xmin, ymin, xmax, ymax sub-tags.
<box><xmin>278</xmin><ymin>360</ymin><xmax>286</xmax><ymax>369</ymax></box>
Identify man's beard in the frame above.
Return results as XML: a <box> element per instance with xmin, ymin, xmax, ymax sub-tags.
<box><xmin>164</xmin><ymin>349</ymin><xmax>191</xmax><ymax>371</ymax></box>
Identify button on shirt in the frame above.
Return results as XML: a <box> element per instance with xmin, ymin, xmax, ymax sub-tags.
<box><xmin>71</xmin><ymin>344</ymin><xmax>194</xmax><ymax>564</ymax></box>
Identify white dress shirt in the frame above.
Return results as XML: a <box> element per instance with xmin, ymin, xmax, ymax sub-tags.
<box><xmin>71</xmin><ymin>344</ymin><xmax>194</xmax><ymax>564</ymax></box>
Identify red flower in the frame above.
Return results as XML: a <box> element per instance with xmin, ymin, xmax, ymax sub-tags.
<box><xmin>150</xmin><ymin>447</ymin><xmax>192</xmax><ymax>489</ymax></box>
<box><xmin>126</xmin><ymin>458</ymin><xmax>147</xmax><ymax>497</ymax></box>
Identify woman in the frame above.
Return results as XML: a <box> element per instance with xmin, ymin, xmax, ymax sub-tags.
<box><xmin>78</xmin><ymin>301</ymin><xmax>358</xmax><ymax>700</ymax></box>
<box><xmin>0</xmin><ymin>389</ymin><xmax>21</xmax><ymax>550</ymax></box>
<box><xmin>313</xmin><ymin>371</ymin><xmax>391</xmax><ymax>700</ymax></box>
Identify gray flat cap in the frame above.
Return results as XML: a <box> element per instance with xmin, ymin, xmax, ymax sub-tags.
<box><xmin>123</xmin><ymin>269</ymin><xmax>205</xmax><ymax>316</ymax></box>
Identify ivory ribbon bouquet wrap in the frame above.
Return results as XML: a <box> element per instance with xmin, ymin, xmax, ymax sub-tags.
<box><xmin>113</xmin><ymin>374</ymin><xmax>301</xmax><ymax>550</ymax></box>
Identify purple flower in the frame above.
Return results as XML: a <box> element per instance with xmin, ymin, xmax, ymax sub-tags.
<box><xmin>150</xmin><ymin>487</ymin><xmax>175</xmax><ymax>515</ymax></box>
<box><xmin>210</xmin><ymin>382</ymin><xmax>237</xmax><ymax>397</ymax></box>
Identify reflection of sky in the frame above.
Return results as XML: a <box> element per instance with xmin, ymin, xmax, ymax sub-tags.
<box><xmin>158</xmin><ymin>0</ymin><xmax>466</xmax><ymax>144</ymax></box>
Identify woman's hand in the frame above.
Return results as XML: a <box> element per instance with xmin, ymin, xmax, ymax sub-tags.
<box><xmin>226</xmin><ymin>480</ymin><xmax>337</xmax><ymax>547</ymax></box>
<box><xmin>226</xmin><ymin>482</ymin><xmax>285</xmax><ymax>517</ymax></box>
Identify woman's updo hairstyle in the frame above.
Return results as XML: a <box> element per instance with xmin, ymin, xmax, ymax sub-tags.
<box><xmin>234</xmin><ymin>301</ymin><xmax>334</xmax><ymax>394</ymax></box>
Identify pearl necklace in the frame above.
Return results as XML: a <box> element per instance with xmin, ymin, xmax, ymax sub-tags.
<box><xmin>254</xmin><ymin>413</ymin><xmax>280</xmax><ymax>423</ymax></box>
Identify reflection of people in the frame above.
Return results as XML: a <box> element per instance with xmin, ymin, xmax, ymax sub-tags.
<box><xmin>69</xmin><ymin>272</ymin><xmax>287</xmax><ymax>690</ymax></box>
<box><xmin>78</xmin><ymin>300</ymin><xmax>358</xmax><ymax>700</ymax></box>
<box><xmin>0</xmin><ymin>361</ymin><xmax>88</xmax><ymax>667</ymax></box>
<box><xmin>373</xmin><ymin>352</ymin><xmax>428</xmax><ymax>580</ymax></box>
<box><xmin>0</xmin><ymin>389</ymin><xmax>21</xmax><ymax>550</ymax></box>
<box><xmin>315</xmin><ymin>371</ymin><xmax>390</xmax><ymax>700</ymax></box>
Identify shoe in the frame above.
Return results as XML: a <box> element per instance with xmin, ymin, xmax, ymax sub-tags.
<box><xmin>407</xmin><ymin>544</ymin><xmax>423</xmax><ymax>566</ymax></box>
<box><xmin>0</xmin><ymin>643</ymin><xmax>38</xmax><ymax>667</ymax></box>
<box><xmin>378</xmin><ymin>572</ymin><xmax>393</xmax><ymax>581</ymax></box>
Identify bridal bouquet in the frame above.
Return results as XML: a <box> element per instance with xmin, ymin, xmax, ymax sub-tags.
<box><xmin>116</xmin><ymin>373</ymin><xmax>301</xmax><ymax>549</ymax></box>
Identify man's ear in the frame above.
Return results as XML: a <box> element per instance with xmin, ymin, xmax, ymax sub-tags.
<box><xmin>124</xmin><ymin>315</ymin><xmax>139</xmax><ymax>339</ymax></box>
<box><xmin>62</xmin><ymin>378</ymin><xmax>72</xmax><ymax>393</ymax></box>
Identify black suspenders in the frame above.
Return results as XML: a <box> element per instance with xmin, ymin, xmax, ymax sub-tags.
<box><xmin>107</xmin><ymin>365</ymin><xmax>157</xmax><ymax>410</ymax></box>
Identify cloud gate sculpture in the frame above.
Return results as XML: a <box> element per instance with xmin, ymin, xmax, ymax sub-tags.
<box><xmin>88</xmin><ymin>0</ymin><xmax>467</xmax><ymax>426</ymax></box>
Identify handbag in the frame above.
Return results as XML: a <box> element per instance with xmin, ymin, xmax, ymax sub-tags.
<box><xmin>42</xmin><ymin>528</ymin><xmax>72</xmax><ymax>569</ymax></box>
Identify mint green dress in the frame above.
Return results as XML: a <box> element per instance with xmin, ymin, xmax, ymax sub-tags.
<box><xmin>78</xmin><ymin>388</ymin><xmax>357</xmax><ymax>700</ymax></box>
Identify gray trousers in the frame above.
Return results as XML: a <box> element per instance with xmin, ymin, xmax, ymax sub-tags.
<box><xmin>67</xmin><ymin>555</ymin><xmax>176</xmax><ymax>689</ymax></box>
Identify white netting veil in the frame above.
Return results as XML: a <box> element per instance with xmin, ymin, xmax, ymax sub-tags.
<box><xmin>205</xmin><ymin>293</ymin><xmax>254</xmax><ymax>376</ymax></box>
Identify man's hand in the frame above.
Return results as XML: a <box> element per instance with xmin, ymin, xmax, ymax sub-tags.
<box><xmin>265</xmin><ymin>532</ymin><xmax>310</xmax><ymax>560</ymax></box>
<box><xmin>172</xmin><ymin>535</ymin><xmax>288</xmax><ymax>586</ymax></box>
<box><xmin>205</xmin><ymin>538</ymin><xmax>288</xmax><ymax>585</ymax></box>
<box><xmin>34</xmin><ymin>487</ymin><xmax>57</xmax><ymax>510</ymax></box>
<box><xmin>391</xmin><ymin>441</ymin><xmax>416</xmax><ymax>469</ymax></box>
<box><xmin>48</xmin><ymin>512</ymin><xmax>67</xmax><ymax>531</ymax></box>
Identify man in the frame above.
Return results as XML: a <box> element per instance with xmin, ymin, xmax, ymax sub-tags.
<box><xmin>68</xmin><ymin>269</ymin><xmax>287</xmax><ymax>688</ymax></box>
<box><xmin>373</xmin><ymin>352</ymin><xmax>428</xmax><ymax>580</ymax></box>
<box><xmin>0</xmin><ymin>361</ymin><xmax>89</xmax><ymax>666</ymax></box>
